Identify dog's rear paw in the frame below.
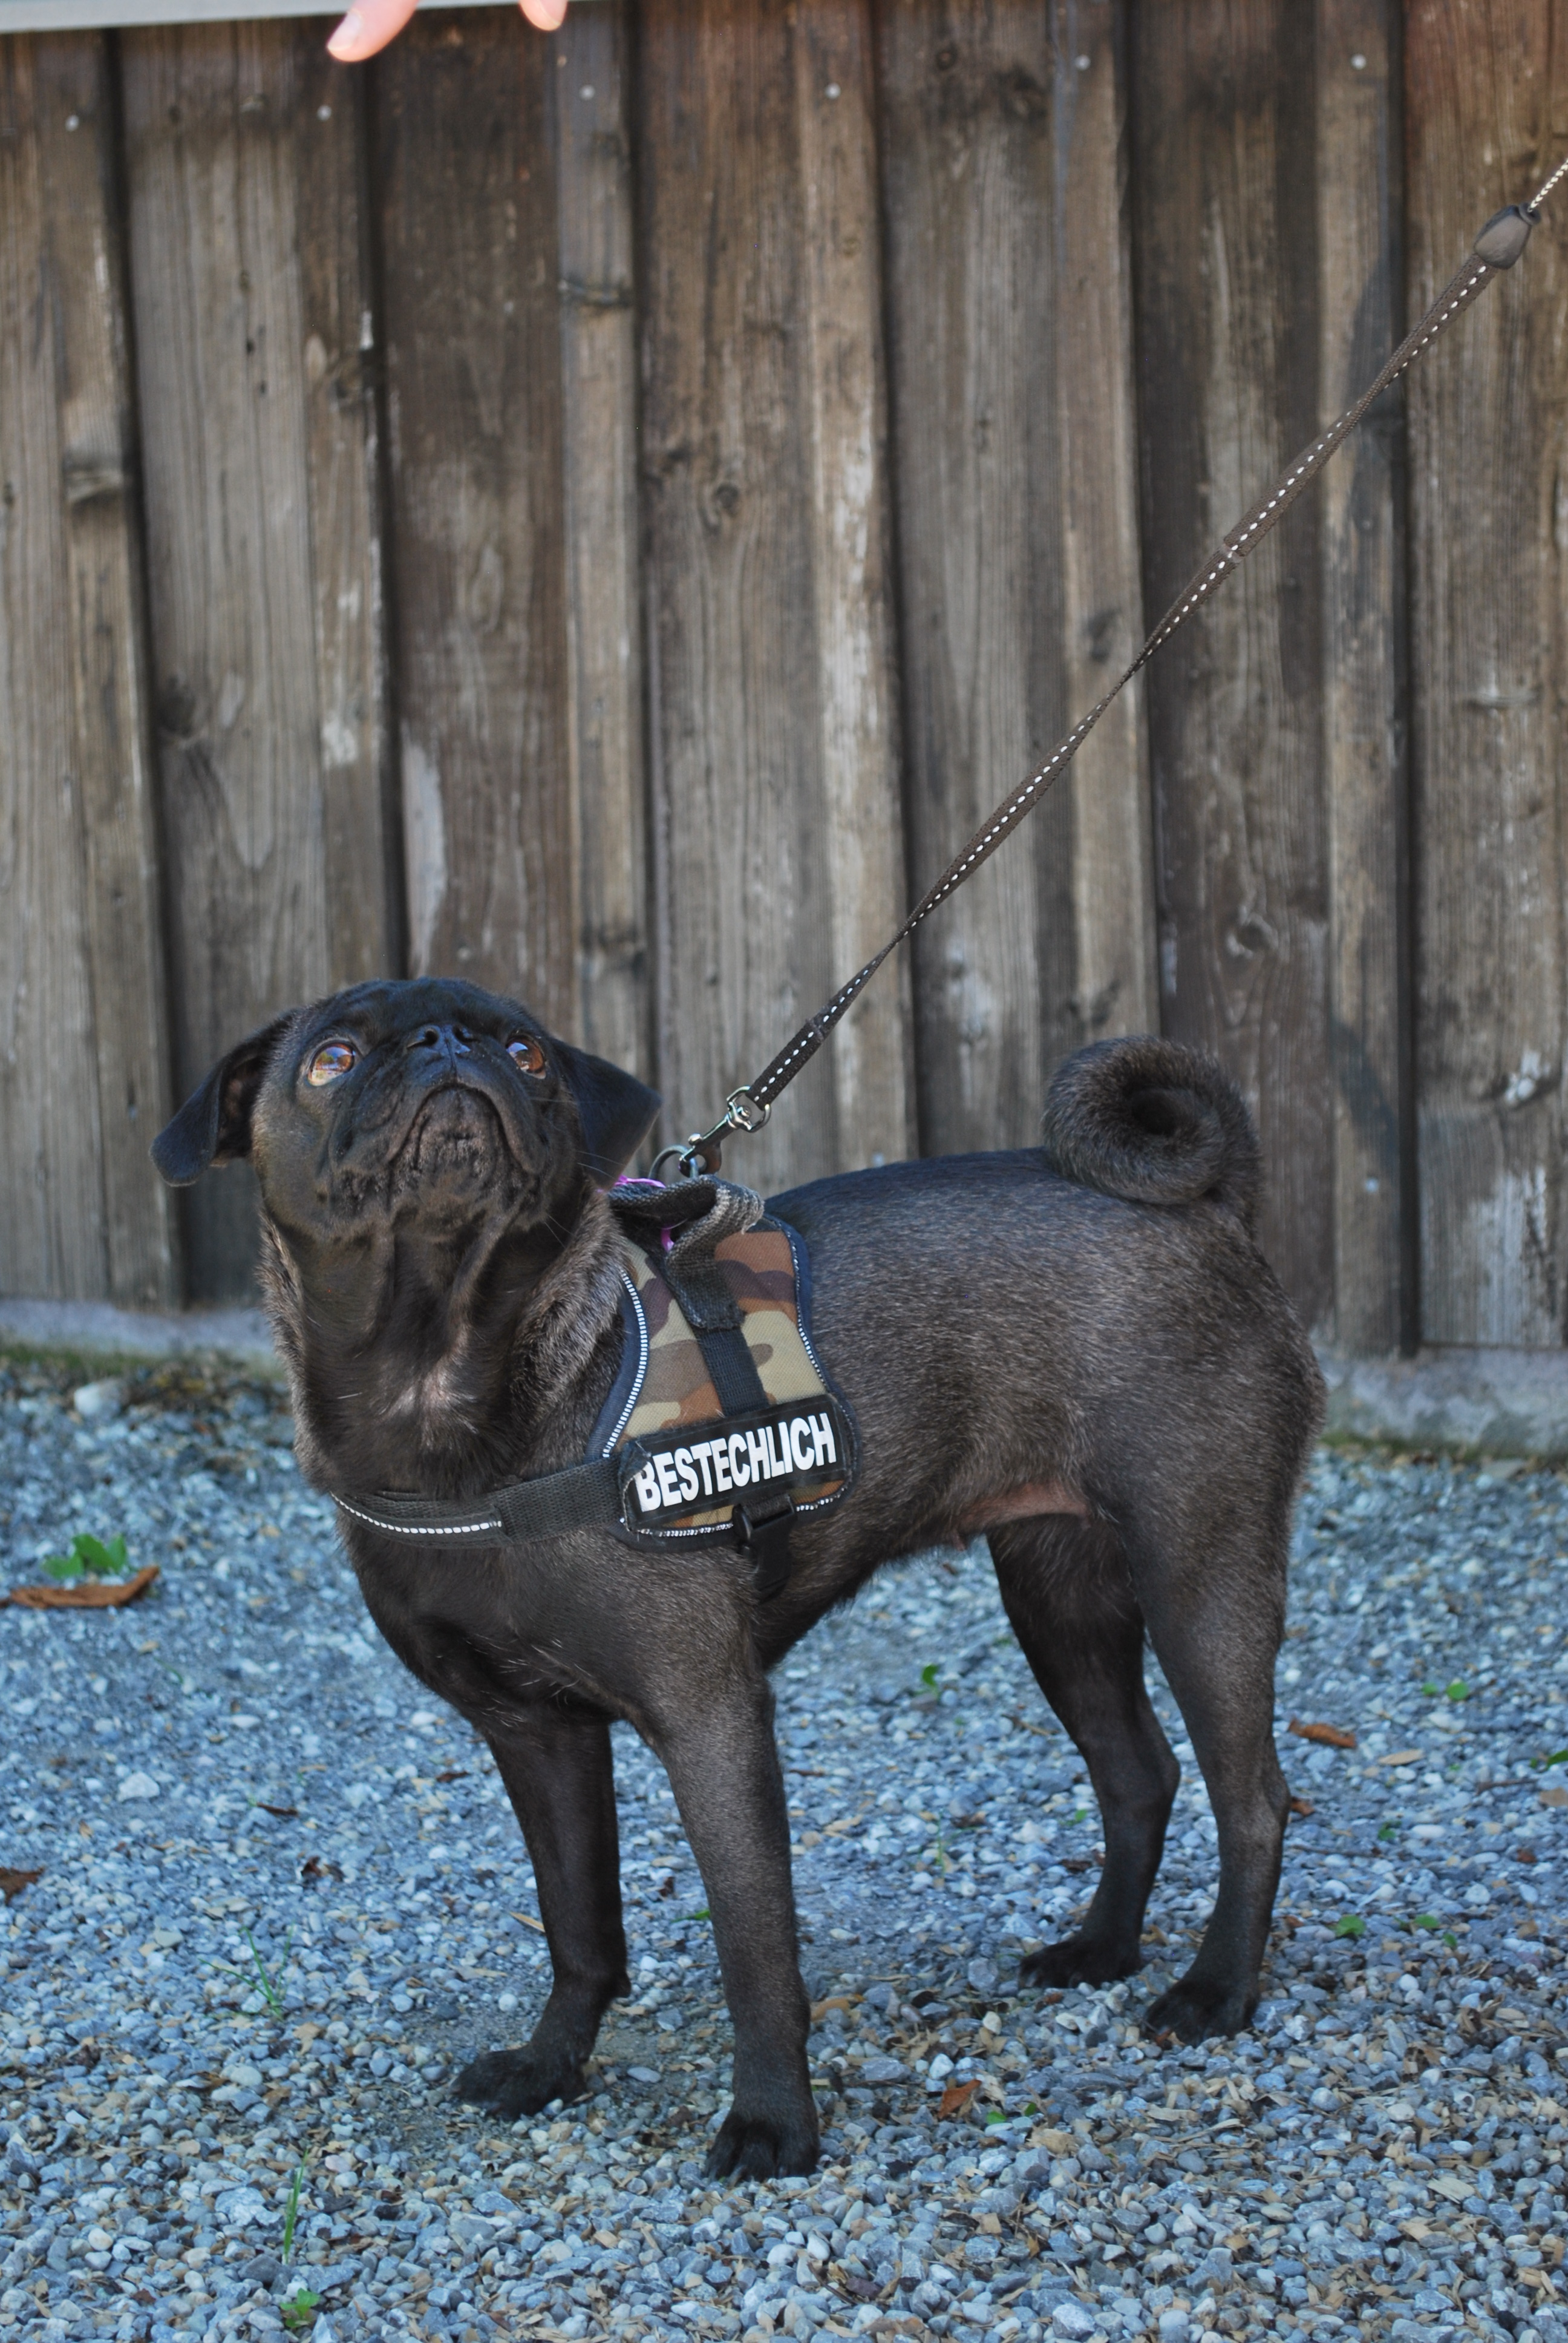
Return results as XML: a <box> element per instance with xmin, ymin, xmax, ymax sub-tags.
<box><xmin>454</xmin><ymin>2046</ymin><xmax>586</xmax><ymax>2120</ymax></box>
<box><xmin>705</xmin><ymin>2103</ymin><xmax>819</xmax><ymax>2183</ymax></box>
<box><xmin>1143</xmin><ymin>1974</ymin><xmax>1256</xmax><ymax>2043</ymax></box>
<box><xmin>1020</xmin><ymin>1933</ymin><xmax>1140</xmax><ymax>1991</ymax></box>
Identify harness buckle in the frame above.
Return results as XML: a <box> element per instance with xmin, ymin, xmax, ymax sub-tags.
<box><xmin>733</xmin><ymin>1490</ymin><xmax>794</xmax><ymax>1601</ymax></box>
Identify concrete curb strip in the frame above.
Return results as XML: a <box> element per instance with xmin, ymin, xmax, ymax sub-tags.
<box><xmin>1320</xmin><ymin>1343</ymin><xmax>1568</xmax><ymax>1460</ymax></box>
<box><xmin>7</xmin><ymin>1294</ymin><xmax>1568</xmax><ymax>1458</ymax></box>
<box><xmin>0</xmin><ymin>1295</ymin><xmax>277</xmax><ymax>1374</ymax></box>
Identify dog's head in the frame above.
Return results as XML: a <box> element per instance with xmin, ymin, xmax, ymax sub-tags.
<box><xmin>152</xmin><ymin>978</ymin><xmax>659</xmax><ymax>1253</ymax></box>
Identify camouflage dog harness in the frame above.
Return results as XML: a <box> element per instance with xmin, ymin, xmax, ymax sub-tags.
<box><xmin>333</xmin><ymin>1178</ymin><xmax>857</xmax><ymax>1600</ymax></box>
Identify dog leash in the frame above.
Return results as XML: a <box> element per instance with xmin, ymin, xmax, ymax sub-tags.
<box><xmin>653</xmin><ymin>166</ymin><xmax>1568</xmax><ymax>1184</ymax></box>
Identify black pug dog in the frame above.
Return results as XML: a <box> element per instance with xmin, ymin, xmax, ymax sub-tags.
<box><xmin>153</xmin><ymin>976</ymin><xmax>1322</xmax><ymax>2180</ymax></box>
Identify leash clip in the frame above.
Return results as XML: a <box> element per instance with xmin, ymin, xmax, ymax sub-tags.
<box><xmin>651</xmin><ymin>1086</ymin><xmax>771</xmax><ymax>1182</ymax></box>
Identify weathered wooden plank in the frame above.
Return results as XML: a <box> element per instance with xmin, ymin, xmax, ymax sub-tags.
<box><xmin>374</xmin><ymin>8</ymin><xmax>575</xmax><ymax>1031</ymax></box>
<box><xmin>295</xmin><ymin>52</ymin><xmax>400</xmax><ymax>994</ymax></box>
<box><xmin>877</xmin><ymin>1</ymin><xmax>1071</xmax><ymax>1159</ymax></box>
<box><xmin>791</xmin><ymin>0</ymin><xmax>912</xmax><ymax>1165</ymax></box>
<box><xmin>1317</xmin><ymin>0</ymin><xmax>1409</xmax><ymax>1354</ymax></box>
<box><xmin>1050</xmin><ymin>1</ymin><xmax>1158</xmax><ymax>1072</ymax></box>
<box><xmin>639</xmin><ymin>0</ymin><xmax>908</xmax><ymax>1191</ymax></box>
<box><xmin>550</xmin><ymin>0</ymin><xmax>649</xmax><ymax>1078</ymax></box>
<box><xmin>123</xmin><ymin>20</ymin><xmax>390</xmax><ymax>1301</ymax></box>
<box><xmin>0</xmin><ymin>33</ymin><xmax>175</xmax><ymax>1304</ymax></box>
<box><xmin>1129</xmin><ymin>0</ymin><xmax>1332</xmax><ymax>1325</ymax></box>
<box><xmin>877</xmin><ymin>0</ymin><xmax>1152</xmax><ymax>1165</ymax></box>
<box><xmin>39</xmin><ymin>36</ymin><xmax>179</xmax><ymax>1306</ymax></box>
<box><xmin>1407</xmin><ymin>0</ymin><xmax>1568</xmax><ymax>1346</ymax></box>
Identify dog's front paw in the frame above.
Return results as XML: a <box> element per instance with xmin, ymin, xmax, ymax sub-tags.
<box><xmin>705</xmin><ymin>2102</ymin><xmax>820</xmax><ymax>2183</ymax></box>
<box><xmin>1143</xmin><ymin>1973</ymin><xmax>1257</xmax><ymax>2043</ymax></box>
<box><xmin>1020</xmin><ymin>1932</ymin><xmax>1140</xmax><ymax>1991</ymax></box>
<box><xmin>454</xmin><ymin>2045</ymin><xmax>587</xmax><ymax>2120</ymax></box>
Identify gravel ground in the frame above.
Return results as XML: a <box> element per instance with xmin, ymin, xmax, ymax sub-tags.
<box><xmin>4</xmin><ymin>1352</ymin><xmax>1568</xmax><ymax>2343</ymax></box>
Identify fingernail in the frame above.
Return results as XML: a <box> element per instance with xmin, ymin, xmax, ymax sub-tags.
<box><xmin>327</xmin><ymin>9</ymin><xmax>362</xmax><ymax>56</ymax></box>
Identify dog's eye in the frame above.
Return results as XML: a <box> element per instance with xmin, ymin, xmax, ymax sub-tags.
<box><xmin>305</xmin><ymin>1042</ymin><xmax>357</xmax><ymax>1087</ymax></box>
<box><xmin>508</xmin><ymin>1037</ymin><xmax>546</xmax><ymax>1076</ymax></box>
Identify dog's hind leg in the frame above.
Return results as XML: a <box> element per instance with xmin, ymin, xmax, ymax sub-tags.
<box><xmin>453</xmin><ymin>1701</ymin><xmax>629</xmax><ymax>2121</ymax></box>
<box><xmin>990</xmin><ymin>1518</ymin><xmax>1179</xmax><ymax>1991</ymax></box>
<box><xmin>1122</xmin><ymin>1499</ymin><xmax>1292</xmax><ymax>2042</ymax></box>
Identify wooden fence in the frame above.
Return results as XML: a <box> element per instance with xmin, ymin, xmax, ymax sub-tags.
<box><xmin>1</xmin><ymin>0</ymin><xmax>1564</xmax><ymax>1353</ymax></box>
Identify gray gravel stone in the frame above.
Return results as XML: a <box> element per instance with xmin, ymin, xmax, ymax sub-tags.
<box><xmin>5</xmin><ymin>1355</ymin><xmax>1568</xmax><ymax>2343</ymax></box>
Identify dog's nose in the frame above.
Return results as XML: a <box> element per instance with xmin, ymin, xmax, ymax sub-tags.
<box><xmin>405</xmin><ymin>1022</ymin><xmax>474</xmax><ymax>1057</ymax></box>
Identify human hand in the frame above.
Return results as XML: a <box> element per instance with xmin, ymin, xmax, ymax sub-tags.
<box><xmin>328</xmin><ymin>0</ymin><xmax>568</xmax><ymax>63</ymax></box>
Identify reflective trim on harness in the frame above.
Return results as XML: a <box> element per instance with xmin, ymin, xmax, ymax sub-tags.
<box><xmin>329</xmin><ymin>1185</ymin><xmax>858</xmax><ymax>1595</ymax></box>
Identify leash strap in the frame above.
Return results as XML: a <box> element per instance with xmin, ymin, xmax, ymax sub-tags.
<box><xmin>675</xmin><ymin>185</ymin><xmax>1558</xmax><ymax>1155</ymax></box>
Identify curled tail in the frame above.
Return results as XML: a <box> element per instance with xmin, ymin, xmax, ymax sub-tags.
<box><xmin>1039</xmin><ymin>1035</ymin><xmax>1261</xmax><ymax>1231</ymax></box>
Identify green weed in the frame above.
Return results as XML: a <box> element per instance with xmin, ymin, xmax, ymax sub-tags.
<box><xmin>1331</xmin><ymin>1915</ymin><xmax>1365</xmax><ymax>1939</ymax></box>
<box><xmin>276</xmin><ymin>2154</ymin><xmax>320</xmax><ymax>2329</ymax></box>
<box><xmin>211</xmin><ymin>1925</ymin><xmax>291</xmax><ymax>2015</ymax></box>
<box><xmin>42</xmin><ymin>1530</ymin><xmax>129</xmax><ymax>1584</ymax></box>
<box><xmin>280</xmin><ymin>2152</ymin><xmax>310</xmax><ymax>2262</ymax></box>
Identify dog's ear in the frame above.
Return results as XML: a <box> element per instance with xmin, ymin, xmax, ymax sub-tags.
<box><xmin>151</xmin><ymin>1014</ymin><xmax>296</xmax><ymax>1187</ymax></box>
<box><xmin>554</xmin><ymin>1043</ymin><xmax>661</xmax><ymax>1187</ymax></box>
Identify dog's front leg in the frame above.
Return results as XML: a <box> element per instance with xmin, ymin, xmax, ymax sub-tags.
<box><xmin>656</xmin><ymin>1677</ymin><xmax>817</xmax><ymax>2182</ymax></box>
<box><xmin>454</xmin><ymin>1702</ymin><xmax>628</xmax><ymax>2120</ymax></box>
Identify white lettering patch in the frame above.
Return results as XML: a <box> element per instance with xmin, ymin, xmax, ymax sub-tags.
<box><xmin>618</xmin><ymin>1400</ymin><xmax>846</xmax><ymax>1532</ymax></box>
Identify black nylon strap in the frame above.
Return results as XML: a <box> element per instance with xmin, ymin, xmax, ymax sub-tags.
<box><xmin>691</xmin><ymin>1323</ymin><xmax>770</xmax><ymax>1415</ymax></box>
<box><xmin>336</xmin><ymin>1457</ymin><xmax>621</xmax><ymax>1547</ymax></box>
<box><xmin>655</xmin><ymin>1199</ymin><xmax>773</xmax><ymax>1413</ymax></box>
<box><xmin>497</xmin><ymin>1460</ymin><xmax>622</xmax><ymax>1541</ymax></box>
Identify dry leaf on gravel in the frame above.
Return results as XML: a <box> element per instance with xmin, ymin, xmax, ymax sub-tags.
<box><xmin>938</xmin><ymin>2079</ymin><xmax>981</xmax><ymax>2118</ymax></box>
<box><xmin>1288</xmin><ymin>1717</ymin><xmax>1356</xmax><ymax>1749</ymax></box>
<box><xmin>7</xmin><ymin>1564</ymin><xmax>159</xmax><ymax>1611</ymax></box>
<box><xmin>1</xmin><ymin>1867</ymin><xmax>42</xmax><ymax>1901</ymax></box>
